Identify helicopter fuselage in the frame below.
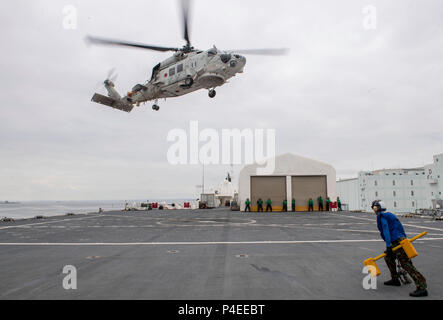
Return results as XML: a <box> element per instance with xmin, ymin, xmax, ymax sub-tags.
<box><xmin>126</xmin><ymin>47</ymin><xmax>246</xmax><ymax>106</ymax></box>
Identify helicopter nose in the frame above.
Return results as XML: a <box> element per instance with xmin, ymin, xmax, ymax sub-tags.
<box><xmin>235</xmin><ymin>54</ymin><xmax>246</xmax><ymax>67</ymax></box>
<box><xmin>235</xmin><ymin>54</ymin><xmax>246</xmax><ymax>62</ymax></box>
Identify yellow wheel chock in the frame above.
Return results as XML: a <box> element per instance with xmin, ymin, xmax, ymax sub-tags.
<box><xmin>363</xmin><ymin>231</ymin><xmax>427</xmax><ymax>277</ymax></box>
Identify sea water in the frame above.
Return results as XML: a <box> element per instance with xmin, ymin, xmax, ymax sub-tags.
<box><xmin>0</xmin><ymin>199</ymin><xmax>194</xmax><ymax>220</ymax></box>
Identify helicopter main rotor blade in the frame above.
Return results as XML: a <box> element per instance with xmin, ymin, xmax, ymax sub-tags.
<box><xmin>86</xmin><ymin>36</ymin><xmax>181</xmax><ymax>52</ymax></box>
<box><xmin>181</xmin><ymin>0</ymin><xmax>192</xmax><ymax>47</ymax></box>
<box><xmin>229</xmin><ymin>48</ymin><xmax>290</xmax><ymax>56</ymax></box>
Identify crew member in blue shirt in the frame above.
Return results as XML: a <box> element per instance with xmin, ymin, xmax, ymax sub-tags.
<box><xmin>372</xmin><ymin>200</ymin><xmax>428</xmax><ymax>297</ymax></box>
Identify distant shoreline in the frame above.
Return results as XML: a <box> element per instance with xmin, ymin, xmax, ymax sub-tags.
<box><xmin>0</xmin><ymin>199</ymin><xmax>196</xmax><ymax>221</ymax></box>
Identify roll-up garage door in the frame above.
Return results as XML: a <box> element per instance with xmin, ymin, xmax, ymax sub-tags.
<box><xmin>250</xmin><ymin>176</ymin><xmax>286</xmax><ymax>212</ymax></box>
<box><xmin>291</xmin><ymin>176</ymin><xmax>327</xmax><ymax>211</ymax></box>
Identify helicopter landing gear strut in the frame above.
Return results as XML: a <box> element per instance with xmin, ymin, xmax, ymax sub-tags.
<box><xmin>208</xmin><ymin>89</ymin><xmax>216</xmax><ymax>98</ymax></box>
<box><xmin>152</xmin><ymin>100</ymin><xmax>160</xmax><ymax>111</ymax></box>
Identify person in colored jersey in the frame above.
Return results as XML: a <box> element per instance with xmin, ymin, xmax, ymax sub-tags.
<box><xmin>317</xmin><ymin>196</ymin><xmax>323</xmax><ymax>211</ymax></box>
<box><xmin>371</xmin><ymin>200</ymin><xmax>428</xmax><ymax>297</ymax></box>
<box><xmin>282</xmin><ymin>199</ymin><xmax>288</xmax><ymax>212</ymax></box>
<box><xmin>292</xmin><ymin>198</ymin><xmax>296</xmax><ymax>212</ymax></box>
<box><xmin>308</xmin><ymin>198</ymin><xmax>314</xmax><ymax>212</ymax></box>
<box><xmin>337</xmin><ymin>197</ymin><xmax>342</xmax><ymax>211</ymax></box>
<box><xmin>257</xmin><ymin>198</ymin><xmax>264</xmax><ymax>212</ymax></box>
<box><xmin>244</xmin><ymin>198</ymin><xmax>251</xmax><ymax>212</ymax></box>
<box><xmin>266</xmin><ymin>198</ymin><xmax>272</xmax><ymax>212</ymax></box>
<box><xmin>325</xmin><ymin>197</ymin><xmax>331</xmax><ymax>212</ymax></box>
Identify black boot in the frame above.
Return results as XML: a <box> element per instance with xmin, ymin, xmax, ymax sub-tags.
<box><xmin>384</xmin><ymin>278</ymin><xmax>401</xmax><ymax>286</ymax></box>
<box><xmin>409</xmin><ymin>288</ymin><xmax>428</xmax><ymax>297</ymax></box>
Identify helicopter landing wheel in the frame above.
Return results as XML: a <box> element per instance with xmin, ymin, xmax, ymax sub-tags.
<box><xmin>152</xmin><ymin>104</ymin><xmax>160</xmax><ymax>111</ymax></box>
<box><xmin>208</xmin><ymin>89</ymin><xmax>216</xmax><ymax>98</ymax></box>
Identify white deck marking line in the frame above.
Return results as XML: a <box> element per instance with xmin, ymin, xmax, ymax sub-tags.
<box><xmin>330</xmin><ymin>213</ymin><xmax>375</xmax><ymax>222</ymax></box>
<box><xmin>401</xmin><ymin>223</ymin><xmax>443</xmax><ymax>232</ymax></box>
<box><xmin>7</xmin><ymin>224</ymin><xmax>443</xmax><ymax>236</ymax></box>
<box><xmin>102</xmin><ymin>215</ymin><xmax>165</xmax><ymax>220</ymax></box>
<box><xmin>358</xmin><ymin>247</ymin><xmax>373</xmax><ymax>251</ymax></box>
<box><xmin>0</xmin><ymin>215</ymin><xmax>103</xmax><ymax>230</ymax></box>
<box><xmin>0</xmin><ymin>238</ymin><xmax>443</xmax><ymax>246</ymax></box>
<box><xmin>331</xmin><ymin>213</ymin><xmax>443</xmax><ymax>232</ymax></box>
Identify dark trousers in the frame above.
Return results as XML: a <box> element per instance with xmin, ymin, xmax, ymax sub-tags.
<box><xmin>257</xmin><ymin>205</ymin><xmax>263</xmax><ymax>212</ymax></box>
<box><xmin>384</xmin><ymin>238</ymin><xmax>427</xmax><ymax>290</ymax></box>
<box><xmin>326</xmin><ymin>203</ymin><xmax>330</xmax><ymax>211</ymax></box>
<box><xmin>318</xmin><ymin>202</ymin><xmax>323</xmax><ymax>211</ymax></box>
<box><xmin>308</xmin><ymin>204</ymin><xmax>314</xmax><ymax>212</ymax></box>
<box><xmin>266</xmin><ymin>204</ymin><xmax>272</xmax><ymax>212</ymax></box>
<box><xmin>292</xmin><ymin>204</ymin><xmax>295</xmax><ymax>212</ymax></box>
<box><xmin>283</xmin><ymin>204</ymin><xmax>287</xmax><ymax>212</ymax></box>
<box><xmin>338</xmin><ymin>203</ymin><xmax>342</xmax><ymax>211</ymax></box>
<box><xmin>245</xmin><ymin>204</ymin><xmax>250</xmax><ymax>212</ymax></box>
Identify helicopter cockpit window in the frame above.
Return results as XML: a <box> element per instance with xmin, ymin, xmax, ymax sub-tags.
<box><xmin>151</xmin><ymin>63</ymin><xmax>161</xmax><ymax>80</ymax></box>
<box><xmin>208</xmin><ymin>48</ymin><xmax>217</xmax><ymax>56</ymax></box>
<box><xmin>220</xmin><ymin>53</ymin><xmax>231</xmax><ymax>63</ymax></box>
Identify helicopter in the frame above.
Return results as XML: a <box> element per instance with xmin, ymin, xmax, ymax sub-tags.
<box><xmin>87</xmin><ymin>0</ymin><xmax>288</xmax><ymax>112</ymax></box>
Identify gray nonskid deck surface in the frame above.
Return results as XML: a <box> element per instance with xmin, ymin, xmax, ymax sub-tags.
<box><xmin>0</xmin><ymin>208</ymin><xmax>442</xmax><ymax>300</ymax></box>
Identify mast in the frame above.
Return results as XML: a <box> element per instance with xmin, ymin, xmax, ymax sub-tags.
<box><xmin>202</xmin><ymin>163</ymin><xmax>205</xmax><ymax>194</ymax></box>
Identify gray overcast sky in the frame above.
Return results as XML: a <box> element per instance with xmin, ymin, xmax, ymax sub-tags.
<box><xmin>1</xmin><ymin>0</ymin><xmax>442</xmax><ymax>201</ymax></box>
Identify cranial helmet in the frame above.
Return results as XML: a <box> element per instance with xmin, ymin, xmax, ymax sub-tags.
<box><xmin>371</xmin><ymin>200</ymin><xmax>386</xmax><ymax>211</ymax></box>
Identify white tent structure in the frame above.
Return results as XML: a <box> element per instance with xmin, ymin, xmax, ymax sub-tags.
<box><xmin>238</xmin><ymin>153</ymin><xmax>336</xmax><ymax>211</ymax></box>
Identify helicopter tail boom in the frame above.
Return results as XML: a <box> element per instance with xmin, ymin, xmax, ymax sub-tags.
<box><xmin>90</xmin><ymin>78</ymin><xmax>134</xmax><ymax>112</ymax></box>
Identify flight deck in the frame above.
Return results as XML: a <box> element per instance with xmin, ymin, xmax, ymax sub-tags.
<box><xmin>0</xmin><ymin>208</ymin><xmax>442</xmax><ymax>300</ymax></box>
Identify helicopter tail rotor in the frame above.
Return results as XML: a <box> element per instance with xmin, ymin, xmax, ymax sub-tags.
<box><xmin>106</xmin><ymin>68</ymin><xmax>118</xmax><ymax>83</ymax></box>
<box><xmin>95</xmin><ymin>68</ymin><xmax>118</xmax><ymax>90</ymax></box>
